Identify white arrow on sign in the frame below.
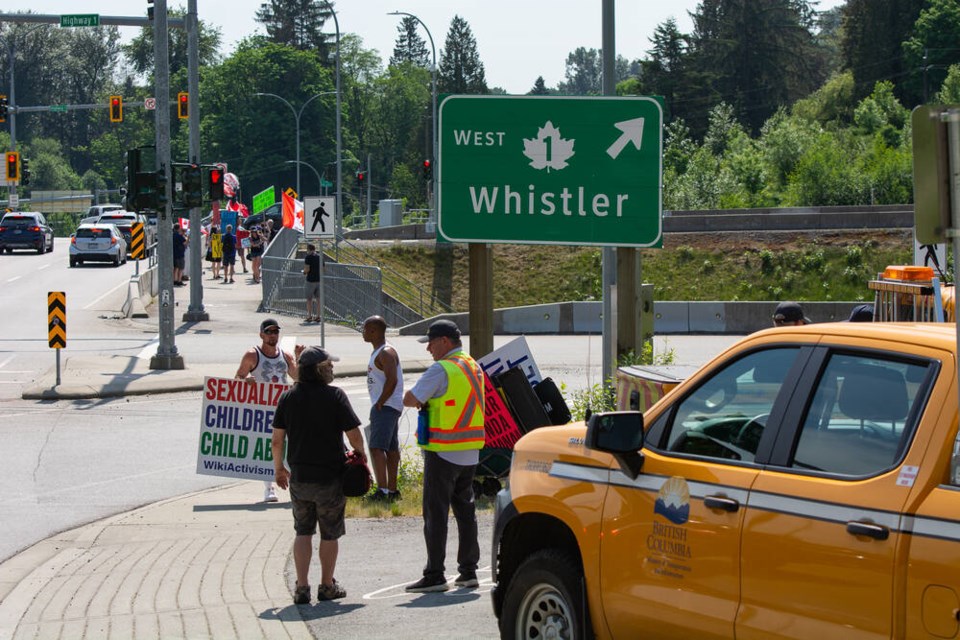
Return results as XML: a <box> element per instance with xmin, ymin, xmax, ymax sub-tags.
<box><xmin>606</xmin><ymin>117</ymin><xmax>645</xmax><ymax>159</ymax></box>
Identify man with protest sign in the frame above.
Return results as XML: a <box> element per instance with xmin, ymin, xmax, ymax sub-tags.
<box><xmin>236</xmin><ymin>318</ymin><xmax>304</xmax><ymax>502</ymax></box>
<box><xmin>271</xmin><ymin>346</ymin><xmax>366</xmax><ymax>604</ymax></box>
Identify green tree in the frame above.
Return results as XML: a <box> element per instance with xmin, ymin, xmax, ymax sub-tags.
<box><xmin>791</xmin><ymin>70</ymin><xmax>857</xmax><ymax>126</ymax></box>
<box><xmin>390</xmin><ymin>16</ymin><xmax>430</xmax><ymax>68</ymax></box>
<box><xmin>902</xmin><ymin>0</ymin><xmax>960</xmax><ymax>104</ymax></box>
<box><xmin>556</xmin><ymin>47</ymin><xmax>629</xmax><ymax>95</ymax></box>
<box><xmin>255</xmin><ymin>0</ymin><xmax>336</xmax><ymax>60</ymax></box>
<box><xmin>687</xmin><ymin>0</ymin><xmax>827</xmax><ymax>134</ymax></box>
<box><xmin>934</xmin><ymin>64</ymin><xmax>960</xmax><ymax>103</ymax></box>
<box><xmin>200</xmin><ymin>40</ymin><xmax>337</xmax><ymax>203</ymax></box>
<box><xmin>123</xmin><ymin>9</ymin><xmax>222</xmax><ymax>78</ymax></box>
<box><xmin>840</xmin><ymin>0</ymin><xmax>925</xmax><ymax>104</ymax></box>
<box><xmin>529</xmin><ymin>76</ymin><xmax>550</xmax><ymax>95</ymax></box>
<box><xmin>643</xmin><ymin>18</ymin><xmax>687</xmax><ymax>119</ymax></box>
<box><xmin>438</xmin><ymin>15</ymin><xmax>487</xmax><ymax>94</ymax></box>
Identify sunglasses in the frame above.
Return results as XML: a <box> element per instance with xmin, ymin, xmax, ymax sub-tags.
<box><xmin>263</xmin><ymin>328</ymin><xmax>280</xmax><ymax>335</ymax></box>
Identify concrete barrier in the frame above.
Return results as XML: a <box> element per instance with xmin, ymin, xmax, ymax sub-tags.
<box><xmin>399</xmin><ymin>300</ymin><xmax>874</xmax><ymax>336</ymax></box>
<box><xmin>122</xmin><ymin>266</ymin><xmax>157</xmax><ymax>318</ymax></box>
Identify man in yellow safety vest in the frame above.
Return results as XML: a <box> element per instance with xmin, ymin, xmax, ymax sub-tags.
<box><xmin>403</xmin><ymin>319</ymin><xmax>485</xmax><ymax>592</ymax></box>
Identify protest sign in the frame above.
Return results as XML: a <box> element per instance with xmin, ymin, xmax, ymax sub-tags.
<box><xmin>482</xmin><ymin>371</ymin><xmax>523</xmax><ymax>449</ymax></box>
<box><xmin>196</xmin><ymin>376</ymin><xmax>288</xmax><ymax>481</ymax></box>
<box><xmin>476</xmin><ymin>336</ymin><xmax>542</xmax><ymax>385</ymax></box>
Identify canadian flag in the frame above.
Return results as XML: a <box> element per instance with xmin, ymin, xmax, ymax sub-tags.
<box><xmin>281</xmin><ymin>191</ymin><xmax>304</xmax><ymax>232</ymax></box>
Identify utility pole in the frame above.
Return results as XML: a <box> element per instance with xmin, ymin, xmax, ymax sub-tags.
<box><xmin>150</xmin><ymin>0</ymin><xmax>184</xmax><ymax>370</ymax></box>
<box><xmin>183</xmin><ymin>0</ymin><xmax>207</xmax><ymax>322</ymax></box>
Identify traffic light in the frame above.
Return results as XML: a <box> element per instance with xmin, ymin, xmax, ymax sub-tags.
<box><xmin>208</xmin><ymin>167</ymin><xmax>225</xmax><ymax>200</ymax></box>
<box><xmin>123</xmin><ymin>149</ymin><xmax>141</xmax><ymax>211</ymax></box>
<box><xmin>182</xmin><ymin>164</ymin><xmax>203</xmax><ymax>208</ymax></box>
<box><xmin>0</xmin><ymin>95</ymin><xmax>7</xmax><ymax>124</ymax></box>
<box><xmin>155</xmin><ymin>164</ymin><xmax>169</xmax><ymax>208</ymax></box>
<box><xmin>5</xmin><ymin>151</ymin><xmax>19</xmax><ymax>182</ymax></box>
<box><xmin>356</xmin><ymin>171</ymin><xmax>365</xmax><ymax>186</ymax></box>
<box><xmin>422</xmin><ymin>159</ymin><xmax>432</xmax><ymax>181</ymax></box>
<box><xmin>20</xmin><ymin>157</ymin><xmax>29</xmax><ymax>186</ymax></box>
<box><xmin>177</xmin><ymin>92</ymin><xmax>188</xmax><ymax>120</ymax></box>
<box><xmin>109</xmin><ymin>95</ymin><xmax>123</xmax><ymax>123</ymax></box>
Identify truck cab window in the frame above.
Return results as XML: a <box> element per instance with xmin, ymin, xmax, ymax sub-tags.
<box><xmin>663</xmin><ymin>348</ymin><xmax>800</xmax><ymax>463</ymax></box>
<box><xmin>791</xmin><ymin>354</ymin><xmax>929</xmax><ymax>476</ymax></box>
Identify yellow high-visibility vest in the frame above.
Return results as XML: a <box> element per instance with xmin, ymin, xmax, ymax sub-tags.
<box><xmin>422</xmin><ymin>352</ymin><xmax>485</xmax><ymax>452</ymax></box>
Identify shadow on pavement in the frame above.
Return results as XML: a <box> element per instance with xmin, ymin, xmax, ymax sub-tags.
<box><xmin>193</xmin><ymin>501</ymin><xmax>290</xmax><ymax>512</ymax></box>
<box><xmin>260</xmin><ymin>602</ymin><xmax>366</xmax><ymax>621</ymax></box>
<box><xmin>398</xmin><ymin>591</ymin><xmax>483</xmax><ymax>608</ymax></box>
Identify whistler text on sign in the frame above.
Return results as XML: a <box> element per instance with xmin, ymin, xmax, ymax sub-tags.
<box><xmin>437</xmin><ymin>95</ymin><xmax>663</xmax><ymax>247</ymax></box>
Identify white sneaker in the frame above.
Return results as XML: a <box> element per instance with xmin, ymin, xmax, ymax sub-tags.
<box><xmin>264</xmin><ymin>485</ymin><xmax>278</xmax><ymax>502</ymax></box>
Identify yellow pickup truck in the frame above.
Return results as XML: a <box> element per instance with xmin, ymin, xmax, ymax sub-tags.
<box><xmin>492</xmin><ymin>322</ymin><xmax>960</xmax><ymax>639</ymax></box>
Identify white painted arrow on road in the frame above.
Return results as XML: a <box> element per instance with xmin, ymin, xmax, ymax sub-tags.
<box><xmin>606</xmin><ymin>117</ymin><xmax>645</xmax><ymax>159</ymax></box>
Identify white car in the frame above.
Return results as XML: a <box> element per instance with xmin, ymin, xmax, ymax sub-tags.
<box><xmin>69</xmin><ymin>223</ymin><xmax>127</xmax><ymax>267</ymax></box>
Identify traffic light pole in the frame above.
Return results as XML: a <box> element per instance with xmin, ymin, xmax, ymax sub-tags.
<box><xmin>183</xmin><ymin>0</ymin><xmax>207</xmax><ymax>322</ymax></box>
<box><xmin>150</xmin><ymin>0</ymin><xmax>184</xmax><ymax>370</ymax></box>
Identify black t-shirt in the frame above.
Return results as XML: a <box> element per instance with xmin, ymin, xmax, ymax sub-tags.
<box><xmin>273</xmin><ymin>381</ymin><xmax>360</xmax><ymax>483</ymax></box>
<box><xmin>222</xmin><ymin>233</ymin><xmax>236</xmax><ymax>255</ymax></box>
<box><xmin>304</xmin><ymin>252</ymin><xmax>320</xmax><ymax>282</ymax></box>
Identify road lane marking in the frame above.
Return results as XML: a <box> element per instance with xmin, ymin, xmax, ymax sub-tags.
<box><xmin>362</xmin><ymin>567</ymin><xmax>494</xmax><ymax>600</ymax></box>
<box><xmin>6</xmin><ymin>276</ymin><xmax>21</xmax><ymax>283</ymax></box>
<box><xmin>83</xmin><ymin>279</ymin><xmax>129</xmax><ymax>310</ymax></box>
<box><xmin>0</xmin><ymin>355</ymin><xmax>14</xmax><ymax>369</ymax></box>
<box><xmin>38</xmin><ymin>264</ymin><xmax>50</xmax><ymax>270</ymax></box>
<box><xmin>137</xmin><ymin>336</ymin><xmax>159</xmax><ymax>359</ymax></box>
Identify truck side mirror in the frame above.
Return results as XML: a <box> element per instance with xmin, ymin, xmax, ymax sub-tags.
<box><xmin>586</xmin><ymin>411</ymin><xmax>645</xmax><ymax>480</ymax></box>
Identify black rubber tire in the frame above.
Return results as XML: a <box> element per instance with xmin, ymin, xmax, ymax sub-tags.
<box><xmin>113</xmin><ymin>253</ymin><xmax>120</xmax><ymax>267</ymax></box>
<box><xmin>69</xmin><ymin>258</ymin><xmax>76</xmax><ymax>268</ymax></box>
<box><xmin>500</xmin><ymin>549</ymin><xmax>592</xmax><ymax>640</ymax></box>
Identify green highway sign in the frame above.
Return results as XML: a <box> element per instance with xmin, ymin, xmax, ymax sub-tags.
<box><xmin>252</xmin><ymin>186</ymin><xmax>275</xmax><ymax>214</ymax></box>
<box><xmin>438</xmin><ymin>95</ymin><xmax>663</xmax><ymax>247</ymax></box>
<box><xmin>60</xmin><ymin>14</ymin><xmax>100</xmax><ymax>27</ymax></box>
<box><xmin>49</xmin><ymin>105</ymin><xmax>68</xmax><ymax>113</ymax></box>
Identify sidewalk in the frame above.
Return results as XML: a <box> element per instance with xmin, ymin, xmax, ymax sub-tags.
<box><xmin>0</xmin><ymin>483</ymin><xmax>312</xmax><ymax>640</ymax></box>
<box><xmin>21</xmin><ymin>270</ymin><xmax>434</xmax><ymax>400</ymax></box>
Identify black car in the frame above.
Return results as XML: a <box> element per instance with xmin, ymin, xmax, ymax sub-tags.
<box><xmin>0</xmin><ymin>212</ymin><xmax>55</xmax><ymax>254</ymax></box>
<box><xmin>241</xmin><ymin>202</ymin><xmax>283</xmax><ymax>230</ymax></box>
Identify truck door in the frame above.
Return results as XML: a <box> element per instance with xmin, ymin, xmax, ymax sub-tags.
<box><xmin>599</xmin><ymin>347</ymin><xmax>805</xmax><ymax>639</ymax></box>
<box><xmin>738</xmin><ymin>350</ymin><xmax>935</xmax><ymax>640</ymax></box>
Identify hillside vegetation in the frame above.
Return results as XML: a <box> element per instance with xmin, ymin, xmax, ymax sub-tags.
<box><xmin>361</xmin><ymin>230</ymin><xmax>914</xmax><ymax>310</ymax></box>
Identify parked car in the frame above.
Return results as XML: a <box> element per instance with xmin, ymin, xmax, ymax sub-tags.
<box><xmin>0</xmin><ymin>211</ymin><xmax>55</xmax><ymax>254</ymax></box>
<box><xmin>94</xmin><ymin>211</ymin><xmax>155</xmax><ymax>255</ymax></box>
<box><xmin>69</xmin><ymin>223</ymin><xmax>127</xmax><ymax>267</ymax></box>
<box><xmin>241</xmin><ymin>202</ymin><xmax>282</xmax><ymax>230</ymax></box>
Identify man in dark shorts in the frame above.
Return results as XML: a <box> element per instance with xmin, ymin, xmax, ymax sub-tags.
<box><xmin>362</xmin><ymin>315</ymin><xmax>404</xmax><ymax>501</ymax></box>
<box><xmin>303</xmin><ymin>244</ymin><xmax>321</xmax><ymax>321</ymax></box>
<box><xmin>221</xmin><ymin>224</ymin><xmax>237</xmax><ymax>284</ymax></box>
<box><xmin>172</xmin><ymin>224</ymin><xmax>187</xmax><ymax>286</ymax></box>
<box><xmin>271</xmin><ymin>346</ymin><xmax>366</xmax><ymax>605</ymax></box>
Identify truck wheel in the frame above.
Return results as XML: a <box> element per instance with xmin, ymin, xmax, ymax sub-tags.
<box><xmin>500</xmin><ymin>550</ymin><xmax>592</xmax><ymax>640</ymax></box>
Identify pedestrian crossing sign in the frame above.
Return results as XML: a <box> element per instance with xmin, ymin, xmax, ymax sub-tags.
<box><xmin>303</xmin><ymin>196</ymin><xmax>335</xmax><ymax>239</ymax></box>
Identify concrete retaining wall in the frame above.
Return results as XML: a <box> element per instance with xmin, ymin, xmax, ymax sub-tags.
<box><xmin>399</xmin><ymin>300</ymin><xmax>870</xmax><ymax>336</ymax></box>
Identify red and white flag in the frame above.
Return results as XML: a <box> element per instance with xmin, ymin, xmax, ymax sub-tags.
<box><xmin>281</xmin><ymin>191</ymin><xmax>304</xmax><ymax>232</ymax></box>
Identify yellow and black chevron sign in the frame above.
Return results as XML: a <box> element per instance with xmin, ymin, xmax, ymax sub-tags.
<box><xmin>48</xmin><ymin>291</ymin><xmax>66</xmax><ymax>349</ymax></box>
<box><xmin>130</xmin><ymin>222</ymin><xmax>145</xmax><ymax>260</ymax></box>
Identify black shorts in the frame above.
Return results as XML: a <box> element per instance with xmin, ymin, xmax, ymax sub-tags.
<box><xmin>290</xmin><ymin>480</ymin><xmax>346</xmax><ymax>539</ymax></box>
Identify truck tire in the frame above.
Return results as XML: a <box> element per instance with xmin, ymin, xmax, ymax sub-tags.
<box><xmin>500</xmin><ymin>549</ymin><xmax>593</xmax><ymax>640</ymax></box>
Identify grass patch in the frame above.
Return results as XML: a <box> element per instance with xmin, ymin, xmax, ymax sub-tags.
<box><xmin>345</xmin><ymin>445</ymin><xmax>496</xmax><ymax>518</ymax></box>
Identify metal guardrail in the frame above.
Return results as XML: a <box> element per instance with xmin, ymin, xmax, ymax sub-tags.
<box><xmin>328</xmin><ymin>236</ymin><xmax>453</xmax><ymax>319</ymax></box>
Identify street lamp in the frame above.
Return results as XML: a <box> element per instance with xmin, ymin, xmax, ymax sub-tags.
<box><xmin>320</xmin><ymin>0</ymin><xmax>343</xmax><ymax>248</ymax></box>
<box><xmin>388</xmin><ymin>10</ymin><xmax>436</xmax><ymax>224</ymax></box>
<box><xmin>254</xmin><ymin>90</ymin><xmax>335</xmax><ymax>196</ymax></box>
<box><xmin>285</xmin><ymin>159</ymin><xmax>322</xmax><ymax>193</ymax></box>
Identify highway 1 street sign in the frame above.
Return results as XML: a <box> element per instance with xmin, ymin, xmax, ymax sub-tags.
<box><xmin>303</xmin><ymin>196</ymin><xmax>335</xmax><ymax>239</ymax></box>
<box><xmin>438</xmin><ymin>95</ymin><xmax>663</xmax><ymax>247</ymax></box>
<box><xmin>60</xmin><ymin>14</ymin><xmax>100</xmax><ymax>28</ymax></box>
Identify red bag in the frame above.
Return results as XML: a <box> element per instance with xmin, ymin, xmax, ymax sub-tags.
<box><xmin>342</xmin><ymin>450</ymin><xmax>371</xmax><ymax>497</ymax></box>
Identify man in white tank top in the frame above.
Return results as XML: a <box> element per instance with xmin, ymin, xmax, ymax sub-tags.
<box><xmin>236</xmin><ymin>318</ymin><xmax>304</xmax><ymax>502</ymax></box>
<box><xmin>362</xmin><ymin>316</ymin><xmax>405</xmax><ymax>501</ymax></box>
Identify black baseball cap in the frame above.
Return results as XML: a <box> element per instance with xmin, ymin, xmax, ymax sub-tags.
<box><xmin>298</xmin><ymin>345</ymin><xmax>339</xmax><ymax>366</ymax></box>
<box><xmin>418</xmin><ymin>319</ymin><xmax>461</xmax><ymax>343</ymax></box>
<box><xmin>847</xmin><ymin>303</ymin><xmax>874</xmax><ymax>322</ymax></box>
<box><xmin>260</xmin><ymin>318</ymin><xmax>281</xmax><ymax>332</ymax></box>
<box><xmin>773</xmin><ymin>301</ymin><xmax>810</xmax><ymax>324</ymax></box>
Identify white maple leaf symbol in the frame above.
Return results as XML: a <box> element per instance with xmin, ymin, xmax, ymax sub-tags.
<box><xmin>522</xmin><ymin>121</ymin><xmax>575</xmax><ymax>172</ymax></box>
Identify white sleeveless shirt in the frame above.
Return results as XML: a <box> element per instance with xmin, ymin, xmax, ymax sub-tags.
<box><xmin>251</xmin><ymin>346</ymin><xmax>289</xmax><ymax>384</ymax></box>
<box><xmin>367</xmin><ymin>343</ymin><xmax>404</xmax><ymax>411</ymax></box>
